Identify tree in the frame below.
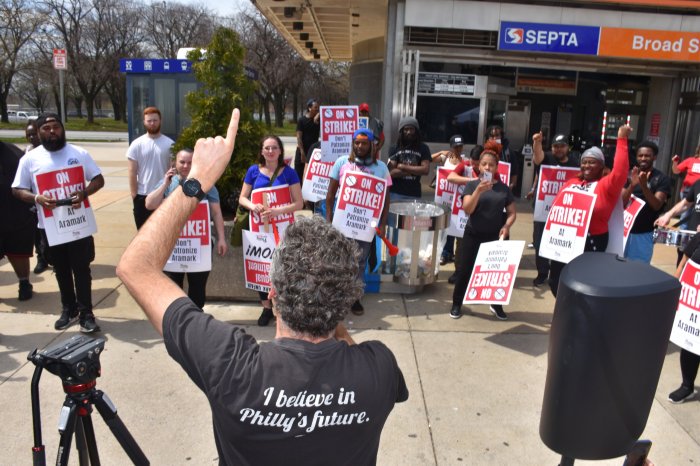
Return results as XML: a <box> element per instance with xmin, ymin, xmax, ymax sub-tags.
<box><xmin>175</xmin><ymin>27</ymin><xmax>264</xmax><ymax>211</ymax></box>
<box><xmin>144</xmin><ymin>1</ymin><xmax>216</xmax><ymax>58</ymax></box>
<box><xmin>0</xmin><ymin>0</ymin><xmax>42</xmax><ymax>122</ymax></box>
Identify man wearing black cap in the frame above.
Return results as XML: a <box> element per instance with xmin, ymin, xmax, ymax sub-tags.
<box><xmin>387</xmin><ymin>116</ymin><xmax>431</xmax><ymax>201</ymax></box>
<box><xmin>530</xmin><ymin>132</ymin><xmax>580</xmax><ymax>286</ymax></box>
<box><xmin>326</xmin><ymin>128</ymin><xmax>391</xmax><ymax>315</ymax></box>
<box><xmin>295</xmin><ymin>99</ymin><xmax>320</xmax><ymax>186</ymax></box>
<box><xmin>359</xmin><ymin>103</ymin><xmax>385</xmax><ymax>153</ymax></box>
<box><xmin>12</xmin><ymin>113</ymin><xmax>104</xmax><ymax>332</ymax></box>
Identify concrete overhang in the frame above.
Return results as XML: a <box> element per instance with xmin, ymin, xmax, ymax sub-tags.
<box><xmin>251</xmin><ymin>0</ymin><xmax>387</xmax><ymax>61</ymax></box>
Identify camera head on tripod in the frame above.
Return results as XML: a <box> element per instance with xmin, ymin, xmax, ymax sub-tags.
<box><xmin>28</xmin><ymin>335</ymin><xmax>105</xmax><ymax>385</ymax></box>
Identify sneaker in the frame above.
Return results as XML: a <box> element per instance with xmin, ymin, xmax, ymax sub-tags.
<box><xmin>79</xmin><ymin>313</ymin><xmax>101</xmax><ymax>333</ymax></box>
<box><xmin>449</xmin><ymin>305</ymin><xmax>462</xmax><ymax>319</ymax></box>
<box><xmin>257</xmin><ymin>308</ymin><xmax>274</xmax><ymax>326</ymax></box>
<box><xmin>33</xmin><ymin>260</ymin><xmax>48</xmax><ymax>274</ymax></box>
<box><xmin>54</xmin><ymin>308</ymin><xmax>79</xmax><ymax>330</ymax></box>
<box><xmin>440</xmin><ymin>256</ymin><xmax>449</xmax><ymax>266</ymax></box>
<box><xmin>350</xmin><ymin>301</ymin><xmax>364</xmax><ymax>316</ymax></box>
<box><xmin>447</xmin><ymin>273</ymin><xmax>458</xmax><ymax>284</ymax></box>
<box><xmin>668</xmin><ymin>385</ymin><xmax>697</xmax><ymax>404</ymax></box>
<box><xmin>490</xmin><ymin>305</ymin><xmax>508</xmax><ymax>321</ymax></box>
<box><xmin>533</xmin><ymin>274</ymin><xmax>548</xmax><ymax>287</ymax></box>
<box><xmin>18</xmin><ymin>280</ymin><xmax>33</xmax><ymax>301</ymax></box>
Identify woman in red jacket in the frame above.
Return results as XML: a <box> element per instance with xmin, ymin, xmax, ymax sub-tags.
<box><xmin>547</xmin><ymin>125</ymin><xmax>632</xmax><ymax>297</ymax></box>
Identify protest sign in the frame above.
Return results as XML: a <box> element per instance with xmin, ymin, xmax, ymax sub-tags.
<box><xmin>445</xmin><ymin>185</ymin><xmax>468</xmax><ymax>238</ymax></box>
<box><xmin>250</xmin><ymin>184</ymin><xmax>295</xmax><ymax>238</ymax></box>
<box><xmin>671</xmin><ymin>259</ymin><xmax>700</xmax><ymax>356</ymax></box>
<box><xmin>321</xmin><ymin>106</ymin><xmax>358</xmax><ymax>161</ymax></box>
<box><xmin>302</xmin><ymin>148</ymin><xmax>335</xmax><ymax>202</ymax></box>
<box><xmin>497</xmin><ymin>161</ymin><xmax>511</xmax><ymax>187</ymax></box>
<box><xmin>35</xmin><ymin>165</ymin><xmax>98</xmax><ymax>246</ymax></box>
<box><xmin>332</xmin><ymin>171</ymin><xmax>387</xmax><ymax>242</ymax></box>
<box><xmin>539</xmin><ymin>187</ymin><xmax>596</xmax><ymax>263</ymax></box>
<box><xmin>434</xmin><ymin>167</ymin><xmax>458</xmax><ymax>210</ymax></box>
<box><xmin>533</xmin><ymin>166</ymin><xmax>581</xmax><ymax>222</ymax></box>
<box><xmin>242</xmin><ymin>230</ymin><xmax>276</xmax><ymax>292</ymax></box>
<box><xmin>622</xmin><ymin>195</ymin><xmax>646</xmax><ymax>251</ymax></box>
<box><xmin>463</xmin><ymin>240</ymin><xmax>525</xmax><ymax>305</ymax></box>
<box><xmin>164</xmin><ymin>201</ymin><xmax>211</xmax><ymax>273</ymax></box>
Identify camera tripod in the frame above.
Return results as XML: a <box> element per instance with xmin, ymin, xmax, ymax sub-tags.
<box><xmin>30</xmin><ymin>363</ymin><xmax>149</xmax><ymax>466</ymax></box>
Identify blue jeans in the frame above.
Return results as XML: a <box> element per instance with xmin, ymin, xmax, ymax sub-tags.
<box><xmin>624</xmin><ymin>232</ymin><xmax>654</xmax><ymax>263</ymax></box>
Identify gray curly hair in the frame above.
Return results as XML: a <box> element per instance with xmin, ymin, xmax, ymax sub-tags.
<box><xmin>270</xmin><ymin>215</ymin><xmax>363</xmax><ymax>337</ymax></box>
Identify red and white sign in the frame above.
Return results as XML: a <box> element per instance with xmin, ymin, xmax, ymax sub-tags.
<box><xmin>497</xmin><ymin>161</ymin><xmax>511</xmax><ymax>187</ymax></box>
<box><xmin>539</xmin><ymin>187</ymin><xmax>597</xmax><ymax>264</ymax></box>
<box><xmin>533</xmin><ymin>166</ymin><xmax>581</xmax><ymax>222</ymax></box>
<box><xmin>53</xmin><ymin>49</ymin><xmax>67</xmax><ymax>70</ymax></box>
<box><xmin>445</xmin><ymin>185</ymin><xmax>468</xmax><ymax>238</ymax></box>
<box><xmin>463</xmin><ymin>240</ymin><xmax>525</xmax><ymax>305</ymax></box>
<box><xmin>242</xmin><ymin>231</ymin><xmax>276</xmax><ymax>292</ymax></box>
<box><xmin>34</xmin><ymin>166</ymin><xmax>97</xmax><ymax>246</ymax></box>
<box><xmin>301</xmin><ymin>148</ymin><xmax>335</xmax><ymax>202</ymax></box>
<box><xmin>250</xmin><ymin>184</ymin><xmax>295</xmax><ymax>238</ymax></box>
<box><xmin>164</xmin><ymin>201</ymin><xmax>211</xmax><ymax>273</ymax></box>
<box><xmin>333</xmin><ymin>171</ymin><xmax>387</xmax><ymax>242</ymax></box>
<box><xmin>671</xmin><ymin>259</ymin><xmax>700</xmax><ymax>355</ymax></box>
<box><xmin>622</xmin><ymin>195</ymin><xmax>646</xmax><ymax>251</ymax></box>
<box><xmin>321</xmin><ymin>105</ymin><xmax>358</xmax><ymax>161</ymax></box>
<box><xmin>434</xmin><ymin>167</ymin><xmax>458</xmax><ymax>210</ymax></box>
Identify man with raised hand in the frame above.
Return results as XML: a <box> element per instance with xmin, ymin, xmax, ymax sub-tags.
<box><xmin>117</xmin><ymin>110</ymin><xmax>408</xmax><ymax>465</ymax></box>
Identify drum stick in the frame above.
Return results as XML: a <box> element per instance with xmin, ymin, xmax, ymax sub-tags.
<box><xmin>371</xmin><ymin>221</ymin><xmax>399</xmax><ymax>257</ymax></box>
<box><xmin>263</xmin><ymin>193</ymin><xmax>270</xmax><ymax>234</ymax></box>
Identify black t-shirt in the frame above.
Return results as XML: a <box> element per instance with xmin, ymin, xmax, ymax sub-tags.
<box><xmin>163</xmin><ymin>297</ymin><xmax>409</xmax><ymax>466</ymax></box>
<box><xmin>0</xmin><ymin>142</ymin><xmax>35</xmax><ymax>233</ymax></box>
<box><xmin>295</xmin><ymin>115</ymin><xmax>320</xmax><ymax>162</ymax></box>
<box><xmin>536</xmin><ymin>152</ymin><xmax>580</xmax><ymax>174</ymax></box>
<box><xmin>628</xmin><ymin>168</ymin><xmax>671</xmax><ymax>233</ymax></box>
<box><xmin>683</xmin><ymin>179</ymin><xmax>700</xmax><ymax>232</ymax></box>
<box><xmin>388</xmin><ymin>143</ymin><xmax>431</xmax><ymax>198</ymax></box>
<box><xmin>463</xmin><ymin>180</ymin><xmax>514</xmax><ymax>235</ymax></box>
<box><xmin>682</xmin><ymin>231</ymin><xmax>700</xmax><ymax>258</ymax></box>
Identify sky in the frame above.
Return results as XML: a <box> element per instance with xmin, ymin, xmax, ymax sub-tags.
<box><xmin>177</xmin><ymin>0</ymin><xmax>252</xmax><ymax>19</ymax></box>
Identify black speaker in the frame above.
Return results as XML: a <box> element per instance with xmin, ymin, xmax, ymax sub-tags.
<box><xmin>540</xmin><ymin>253</ymin><xmax>681</xmax><ymax>460</ymax></box>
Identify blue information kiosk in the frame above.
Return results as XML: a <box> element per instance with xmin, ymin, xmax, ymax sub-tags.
<box><xmin>119</xmin><ymin>58</ymin><xmax>199</xmax><ymax>143</ymax></box>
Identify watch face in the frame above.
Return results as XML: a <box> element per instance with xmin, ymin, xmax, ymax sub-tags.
<box><xmin>182</xmin><ymin>178</ymin><xmax>203</xmax><ymax>199</ymax></box>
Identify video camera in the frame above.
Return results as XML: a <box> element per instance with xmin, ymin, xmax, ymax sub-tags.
<box><xmin>28</xmin><ymin>335</ymin><xmax>104</xmax><ymax>385</ymax></box>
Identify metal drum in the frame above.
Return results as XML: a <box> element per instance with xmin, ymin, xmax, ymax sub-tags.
<box><xmin>383</xmin><ymin>201</ymin><xmax>448</xmax><ymax>290</ymax></box>
<box><xmin>653</xmin><ymin>228</ymin><xmax>696</xmax><ymax>248</ymax></box>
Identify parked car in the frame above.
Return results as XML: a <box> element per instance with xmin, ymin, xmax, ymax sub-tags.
<box><xmin>8</xmin><ymin>111</ymin><xmax>38</xmax><ymax>123</ymax></box>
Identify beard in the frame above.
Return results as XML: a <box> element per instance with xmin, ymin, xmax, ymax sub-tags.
<box><xmin>40</xmin><ymin>133</ymin><xmax>67</xmax><ymax>152</ymax></box>
<box><xmin>146</xmin><ymin>123</ymin><xmax>161</xmax><ymax>135</ymax></box>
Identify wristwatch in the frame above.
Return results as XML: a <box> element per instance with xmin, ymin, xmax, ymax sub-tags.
<box><xmin>181</xmin><ymin>178</ymin><xmax>206</xmax><ymax>201</ymax></box>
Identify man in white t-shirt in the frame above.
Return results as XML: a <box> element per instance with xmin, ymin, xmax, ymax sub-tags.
<box><xmin>12</xmin><ymin>113</ymin><xmax>105</xmax><ymax>332</ymax></box>
<box><xmin>127</xmin><ymin>106</ymin><xmax>174</xmax><ymax>229</ymax></box>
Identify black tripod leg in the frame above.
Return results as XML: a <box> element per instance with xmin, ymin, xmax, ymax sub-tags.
<box><xmin>79</xmin><ymin>412</ymin><xmax>101</xmax><ymax>465</ymax></box>
<box><xmin>56</xmin><ymin>400</ymin><xmax>78</xmax><ymax>466</ymax></box>
<box><xmin>74</xmin><ymin>415</ymin><xmax>92</xmax><ymax>466</ymax></box>
<box><xmin>91</xmin><ymin>390</ymin><xmax>149</xmax><ymax>465</ymax></box>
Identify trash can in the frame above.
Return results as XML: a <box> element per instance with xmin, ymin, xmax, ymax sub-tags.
<box><xmin>382</xmin><ymin>201</ymin><xmax>448</xmax><ymax>292</ymax></box>
<box><xmin>539</xmin><ymin>253</ymin><xmax>681</xmax><ymax>460</ymax></box>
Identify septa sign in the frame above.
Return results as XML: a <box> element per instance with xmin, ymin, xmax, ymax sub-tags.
<box><xmin>539</xmin><ymin>187</ymin><xmax>596</xmax><ymax>264</ymax></box>
<box><xmin>499</xmin><ymin>21</ymin><xmax>600</xmax><ymax>55</ymax></box>
<box><xmin>242</xmin><ymin>231</ymin><xmax>276</xmax><ymax>292</ymax></box>
<box><xmin>333</xmin><ymin>171</ymin><xmax>387</xmax><ymax>242</ymax></box>
<box><xmin>533</xmin><ymin>166</ymin><xmax>580</xmax><ymax>222</ymax></box>
<box><xmin>671</xmin><ymin>259</ymin><xmax>700</xmax><ymax>355</ymax></box>
<box><xmin>302</xmin><ymin>148</ymin><xmax>334</xmax><ymax>202</ymax></box>
<box><xmin>464</xmin><ymin>240</ymin><xmax>525</xmax><ymax>305</ymax></box>
<box><xmin>164</xmin><ymin>201</ymin><xmax>211</xmax><ymax>273</ymax></box>
<box><xmin>34</xmin><ymin>165</ymin><xmax>97</xmax><ymax>246</ymax></box>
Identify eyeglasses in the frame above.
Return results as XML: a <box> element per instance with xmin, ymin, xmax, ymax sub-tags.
<box><xmin>263</xmin><ymin>146</ymin><xmax>280</xmax><ymax>151</ymax></box>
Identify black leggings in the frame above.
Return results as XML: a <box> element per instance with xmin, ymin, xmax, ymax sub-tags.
<box><xmin>680</xmin><ymin>349</ymin><xmax>700</xmax><ymax>388</ymax></box>
<box><xmin>548</xmin><ymin>232</ymin><xmax>609</xmax><ymax>298</ymax></box>
<box><xmin>165</xmin><ymin>271</ymin><xmax>210</xmax><ymax>309</ymax></box>
<box><xmin>452</xmin><ymin>230</ymin><xmax>499</xmax><ymax>306</ymax></box>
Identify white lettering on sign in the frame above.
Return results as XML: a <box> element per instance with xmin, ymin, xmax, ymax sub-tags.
<box><xmin>632</xmin><ymin>35</ymin><xmax>683</xmax><ymax>52</ymax></box>
<box><xmin>548</xmin><ymin>205</ymin><xmax>586</xmax><ymax>227</ymax></box>
<box><xmin>323</xmin><ymin>121</ymin><xmax>354</xmax><ymax>134</ymax></box>
<box><xmin>526</xmin><ymin>30</ymin><xmax>579</xmax><ymax>47</ymax></box>
<box><xmin>341</xmin><ymin>188</ymin><xmax>381</xmax><ymax>209</ymax></box>
<box><xmin>180</xmin><ymin>219</ymin><xmax>207</xmax><ymax>236</ymax></box>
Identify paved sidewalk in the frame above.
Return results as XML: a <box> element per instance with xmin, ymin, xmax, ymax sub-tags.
<box><xmin>1</xmin><ymin>141</ymin><xmax>698</xmax><ymax>465</ymax></box>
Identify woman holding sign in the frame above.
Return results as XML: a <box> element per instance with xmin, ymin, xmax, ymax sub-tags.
<box><xmin>547</xmin><ymin>125</ymin><xmax>632</xmax><ymax>297</ymax></box>
<box><xmin>669</xmin><ymin>234</ymin><xmax>700</xmax><ymax>404</ymax></box>
<box><xmin>239</xmin><ymin>135</ymin><xmax>303</xmax><ymax>326</ymax></box>
<box><xmin>450</xmin><ymin>149</ymin><xmax>516</xmax><ymax>320</ymax></box>
<box><xmin>146</xmin><ymin>148</ymin><xmax>228</xmax><ymax>309</ymax></box>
